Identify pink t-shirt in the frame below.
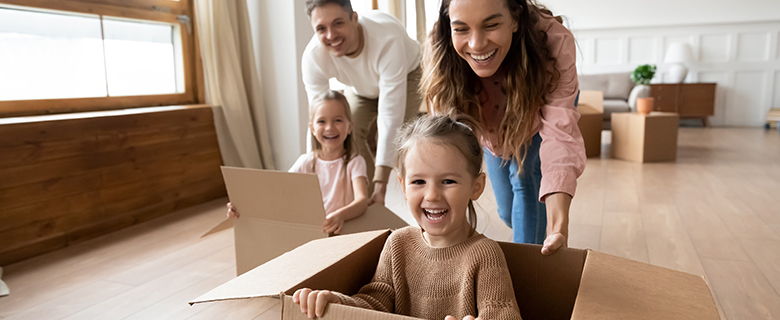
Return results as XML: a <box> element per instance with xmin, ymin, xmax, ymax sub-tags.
<box><xmin>289</xmin><ymin>153</ymin><xmax>368</xmax><ymax>215</ymax></box>
<box><xmin>478</xmin><ymin>13</ymin><xmax>586</xmax><ymax>202</ymax></box>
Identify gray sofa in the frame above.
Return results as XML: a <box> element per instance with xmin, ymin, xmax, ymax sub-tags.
<box><xmin>578</xmin><ymin>72</ymin><xmax>644</xmax><ymax>128</ymax></box>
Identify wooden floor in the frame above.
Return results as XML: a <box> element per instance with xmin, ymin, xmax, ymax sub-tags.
<box><xmin>1</xmin><ymin>127</ymin><xmax>779</xmax><ymax>320</ymax></box>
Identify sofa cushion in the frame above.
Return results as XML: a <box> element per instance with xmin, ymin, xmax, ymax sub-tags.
<box><xmin>602</xmin><ymin>99</ymin><xmax>630</xmax><ymax>120</ymax></box>
<box><xmin>578</xmin><ymin>72</ymin><xmax>634</xmax><ymax>100</ymax></box>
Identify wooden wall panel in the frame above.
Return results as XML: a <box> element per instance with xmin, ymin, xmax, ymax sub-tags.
<box><xmin>0</xmin><ymin>105</ymin><xmax>226</xmax><ymax>265</ymax></box>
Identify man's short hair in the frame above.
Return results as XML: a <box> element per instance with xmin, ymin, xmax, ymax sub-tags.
<box><xmin>305</xmin><ymin>0</ymin><xmax>353</xmax><ymax>17</ymax></box>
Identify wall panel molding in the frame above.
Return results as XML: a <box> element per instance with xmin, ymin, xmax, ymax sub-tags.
<box><xmin>575</xmin><ymin>20</ymin><xmax>780</xmax><ymax>126</ymax></box>
<box><xmin>729</xmin><ymin>71</ymin><xmax>767</xmax><ymax>126</ymax></box>
<box><xmin>773</xmin><ymin>71</ymin><xmax>780</xmax><ymax>112</ymax></box>
<box><xmin>737</xmin><ymin>32</ymin><xmax>771</xmax><ymax>62</ymax></box>
<box><xmin>700</xmin><ymin>33</ymin><xmax>730</xmax><ymax>63</ymax></box>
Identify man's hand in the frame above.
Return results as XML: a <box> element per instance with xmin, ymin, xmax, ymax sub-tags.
<box><xmin>368</xmin><ymin>181</ymin><xmax>387</xmax><ymax>206</ymax></box>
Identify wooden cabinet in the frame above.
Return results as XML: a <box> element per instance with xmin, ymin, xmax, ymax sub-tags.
<box><xmin>650</xmin><ymin>83</ymin><xmax>716</xmax><ymax>126</ymax></box>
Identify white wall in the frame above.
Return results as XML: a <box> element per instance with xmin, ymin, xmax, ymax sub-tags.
<box><xmin>247</xmin><ymin>0</ymin><xmax>312</xmax><ymax>170</ymax></box>
<box><xmin>546</xmin><ymin>0</ymin><xmax>780</xmax><ymax>31</ymax></box>
<box><xmin>550</xmin><ymin>0</ymin><xmax>780</xmax><ymax>127</ymax></box>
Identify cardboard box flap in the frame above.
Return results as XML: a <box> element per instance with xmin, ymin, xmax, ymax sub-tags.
<box><xmin>340</xmin><ymin>204</ymin><xmax>409</xmax><ymax>235</ymax></box>
<box><xmin>220</xmin><ymin>166</ymin><xmax>329</xmax><ymax>275</ymax></box>
<box><xmin>220</xmin><ymin>167</ymin><xmax>324</xmax><ymax>224</ymax></box>
<box><xmin>572</xmin><ymin>250</ymin><xmax>719</xmax><ymax>319</ymax></box>
<box><xmin>500</xmin><ymin>243</ymin><xmax>587</xmax><ymax>320</ymax></box>
<box><xmin>190</xmin><ymin>230</ymin><xmax>390</xmax><ymax>305</ymax></box>
<box><xmin>201</xmin><ymin>217</ymin><xmax>232</xmax><ymax>238</ymax></box>
<box><xmin>281</xmin><ymin>294</ymin><xmax>422</xmax><ymax>320</ymax></box>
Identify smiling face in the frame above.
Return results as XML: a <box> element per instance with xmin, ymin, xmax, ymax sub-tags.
<box><xmin>310</xmin><ymin>100</ymin><xmax>352</xmax><ymax>157</ymax></box>
<box><xmin>400</xmin><ymin>140</ymin><xmax>485</xmax><ymax>247</ymax></box>
<box><xmin>310</xmin><ymin>3</ymin><xmax>361</xmax><ymax>57</ymax></box>
<box><xmin>448</xmin><ymin>0</ymin><xmax>517</xmax><ymax>78</ymax></box>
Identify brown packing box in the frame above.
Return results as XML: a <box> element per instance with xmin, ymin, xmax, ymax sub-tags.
<box><xmin>191</xmin><ymin>230</ymin><xmax>720</xmax><ymax>320</ymax></box>
<box><xmin>611</xmin><ymin>112</ymin><xmax>679</xmax><ymax>163</ymax></box>
<box><xmin>205</xmin><ymin>167</ymin><xmax>409</xmax><ymax>275</ymax></box>
<box><xmin>577</xmin><ymin>90</ymin><xmax>604</xmax><ymax>158</ymax></box>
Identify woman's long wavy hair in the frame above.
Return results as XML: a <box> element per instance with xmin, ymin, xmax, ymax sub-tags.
<box><xmin>420</xmin><ymin>0</ymin><xmax>561</xmax><ymax>168</ymax></box>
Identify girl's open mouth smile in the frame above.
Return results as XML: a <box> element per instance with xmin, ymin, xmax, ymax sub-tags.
<box><xmin>423</xmin><ymin>208</ymin><xmax>448</xmax><ymax>221</ymax></box>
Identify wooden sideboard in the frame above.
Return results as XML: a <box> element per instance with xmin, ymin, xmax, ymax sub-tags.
<box><xmin>650</xmin><ymin>83</ymin><xmax>716</xmax><ymax>126</ymax></box>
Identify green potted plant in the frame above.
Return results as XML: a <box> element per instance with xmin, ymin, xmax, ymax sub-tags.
<box><xmin>629</xmin><ymin>64</ymin><xmax>657</xmax><ymax>114</ymax></box>
<box><xmin>631</xmin><ymin>64</ymin><xmax>657</xmax><ymax>85</ymax></box>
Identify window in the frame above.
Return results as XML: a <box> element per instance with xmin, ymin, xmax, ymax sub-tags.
<box><xmin>0</xmin><ymin>0</ymin><xmax>201</xmax><ymax>117</ymax></box>
<box><xmin>0</xmin><ymin>8</ymin><xmax>107</xmax><ymax>100</ymax></box>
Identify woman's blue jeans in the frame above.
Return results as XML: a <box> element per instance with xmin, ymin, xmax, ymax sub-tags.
<box><xmin>484</xmin><ymin>133</ymin><xmax>546</xmax><ymax>244</ymax></box>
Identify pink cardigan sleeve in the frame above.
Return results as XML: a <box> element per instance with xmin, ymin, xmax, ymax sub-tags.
<box><xmin>536</xmin><ymin>16</ymin><xmax>587</xmax><ymax>202</ymax></box>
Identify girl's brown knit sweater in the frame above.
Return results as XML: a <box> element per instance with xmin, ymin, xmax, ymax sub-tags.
<box><xmin>332</xmin><ymin>226</ymin><xmax>522</xmax><ymax>320</ymax></box>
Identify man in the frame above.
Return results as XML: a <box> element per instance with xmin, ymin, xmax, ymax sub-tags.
<box><xmin>302</xmin><ymin>0</ymin><xmax>422</xmax><ymax>205</ymax></box>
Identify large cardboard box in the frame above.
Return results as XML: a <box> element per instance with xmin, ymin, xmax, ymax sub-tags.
<box><xmin>611</xmin><ymin>112</ymin><xmax>679</xmax><ymax>163</ymax></box>
<box><xmin>191</xmin><ymin>230</ymin><xmax>719</xmax><ymax>320</ymax></box>
<box><xmin>208</xmin><ymin>167</ymin><xmax>408</xmax><ymax>275</ymax></box>
<box><xmin>577</xmin><ymin>90</ymin><xmax>604</xmax><ymax>158</ymax></box>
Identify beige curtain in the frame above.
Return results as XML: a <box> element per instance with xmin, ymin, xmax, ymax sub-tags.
<box><xmin>194</xmin><ymin>0</ymin><xmax>275</xmax><ymax>170</ymax></box>
<box><xmin>378</xmin><ymin>0</ymin><xmax>426</xmax><ymax>43</ymax></box>
<box><xmin>377</xmin><ymin>0</ymin><xmax>403</xmax><ymax>22</ymax></box>
<box><xmin>413</xmin><ymin>0</ymin><xmax>426</xmax><ymax>43</ymax></box>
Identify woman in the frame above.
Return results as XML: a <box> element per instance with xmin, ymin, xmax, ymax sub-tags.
<box><xmin>421</xmin><ymin>0</ymin><xmax>585</xmax><ymax>255</ymax></box>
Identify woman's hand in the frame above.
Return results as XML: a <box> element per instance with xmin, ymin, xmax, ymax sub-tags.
<box><xmin>542</xmin><ymin>192</ymin><xmax>571</xmax><ymax>255</ymax></box>
<box><xmin>226</xmin><ymin>202</ymin><xmax>239</xmax><ymax>218</ymax></box>
<box><xmin>541</xmin><ymin>232</ymin><xmax>567</xmax><ymax>255</ymax></box>
<box><xmin>292</xmin><ymin>288</ymin><xmax>340</xmax><ymax>319</ymax></box>
<box><xmin>323</xmin><ymin>211</ymin><xmax>345</xmax><ymax>235</ymax></box>
<box><xmin>445</xmin><ymin>315</ymin><xmax>482</xmax><ymax>320</ymax></box>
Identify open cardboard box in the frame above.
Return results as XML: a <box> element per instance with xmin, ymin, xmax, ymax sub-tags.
<box><xmin>191</xmin><ymin>230</ymin><xmax>720</xmax><ymax>320</ymax></box>
<box><xmin>205</xmin><ymin>167</ymin><xmax>409</xmax><ymax>275</ymax></box>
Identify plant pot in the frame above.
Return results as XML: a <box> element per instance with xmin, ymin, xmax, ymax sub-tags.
<box><xmin>637</xmin><ymin>97</ymin><xmax>654</xmax><ymax>115</ymax></box>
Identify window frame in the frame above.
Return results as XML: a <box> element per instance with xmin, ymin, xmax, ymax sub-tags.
<box><xmin>0</xmin><ymin>0</ymin><xmax>204</xmax><ymax>117</ymax></box>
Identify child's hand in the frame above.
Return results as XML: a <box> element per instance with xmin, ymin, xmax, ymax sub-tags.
<box><xmin>323</xmin><ymin>211</ymin><xmax>345</xmax><ymax>235</ymax></box>
<box><xmin>444</xmin><ymin>316</ymin><xmax>482</xmax><ymax>320</ymax></box>
<box><xmin>292</xmin><ymin>288</ymin><xmax>340</xmax><ymax>319</ymax></box>
<box><xmin>226</xmin><ymin>202</ymin><xmax>239</xmax><ymax>218</ymax></box>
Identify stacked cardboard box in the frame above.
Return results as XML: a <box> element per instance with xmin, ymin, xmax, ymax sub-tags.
<box><xmin>611</xmin><ymin>112</ymin><xmax>679</xmax><ymax>163</ymax></box>
<box><xmin>577</xmin><ymin>90</ymin><xmax>605</xmax><ymax>158</ymax></box>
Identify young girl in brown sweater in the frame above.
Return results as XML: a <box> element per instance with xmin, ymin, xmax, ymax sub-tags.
<box><xmin>293</xmin><ymin>115</ymin><xmax>522</xmax><ymax>320</ymax></box>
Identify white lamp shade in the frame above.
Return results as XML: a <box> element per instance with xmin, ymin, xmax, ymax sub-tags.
<box><xmin>664</xmin><ymin>43</ymin><xmax>694</xmax><ymax>63</ymax></box>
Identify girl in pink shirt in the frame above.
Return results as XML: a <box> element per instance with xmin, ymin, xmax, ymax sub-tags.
<box><xmin>228</xmin><ymin>91</ymin><xmax>369</xmax><ymax>234</ymax></box>
<box><xmin>421</xmin><ymin>0</ymin><xmax>586</xmax><ymax>254</ymax></box>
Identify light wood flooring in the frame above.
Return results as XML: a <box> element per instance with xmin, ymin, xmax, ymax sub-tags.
<box><xmin>1</xmin><ymin>127</ymin><xmax>779</xmax><ymax>320</ymax></box>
